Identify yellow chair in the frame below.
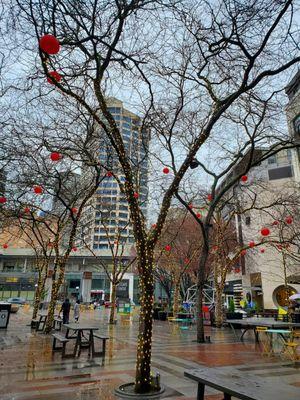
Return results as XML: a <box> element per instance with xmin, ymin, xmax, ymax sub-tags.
<box><xmin>281</xmin><ymin>340</ymin><xmax>299</xmax><ymax>361</ymax></box>
<box><xmin>255</xmin><ymin>326</ymin><xmax>270</xmax><ymax>355</ymax></box>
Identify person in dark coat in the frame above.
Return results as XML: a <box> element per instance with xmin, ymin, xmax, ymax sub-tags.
<box><xmin>60</xmin><ymin>298</ymin><xmax>71</xmax><ymax>324</ymax></box>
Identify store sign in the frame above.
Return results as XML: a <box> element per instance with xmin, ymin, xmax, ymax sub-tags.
<box><xmin>116</xmin><ymin>279</ymin><xmax>129</xmax><ymax>299</ymax></box>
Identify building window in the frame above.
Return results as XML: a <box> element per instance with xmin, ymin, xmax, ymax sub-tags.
<box><xmin>268</xmin><ymin>165</ymin><xmax>293</xmax><ymax>180</ymax></box>
<box><xmin>267</xmin><ymin>154</ymin><xmax>277</xmax><ymax>165</ymax></box>
<box><xmin>245</xmin><ymin>216</ymin><xmax>251</xmax><ymax>225</ymax></box>
<box><xmin>293</xmin><ymin>114</ymin><xmax>300</xmax><ymax>137</ymax></box>
<box><xmin>287</xmin><ymin>149</ymin><xmax>292</xmax><ymax>161</ymax></box>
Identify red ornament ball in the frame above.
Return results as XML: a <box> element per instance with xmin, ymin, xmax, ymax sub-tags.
<box><xmin>72</xmin><ymin>247</ymin><xmax>78</xmax><ymax>252</ymax></box>
<box><xmin>241</xmin><ymin>249</ymin><xmax>247</xmax><ymax>256</ymax></box>
<box><xmin>241</xmin><ymin>175</ymin><xmax>248</xmax><ymax>182</ymax></box>
<box><xmin>249</xmin><ymin>241</ymin><xmax>255</xmax><ymax>248</ymax></box>
<box><xmin>235</xmin><ymin>268</ymin><xmax>241</xmax><ymax>273</ymax></box>
<box><xmin>285</xmin><ymin>216</ymin><xmax>293</xmax><ymax>224</ymax></box>
<box><xmin>165</xmin><ymin>245</ymin><xmax>171</xmax><ymax>252</ymax></box>
<box><xmin>151</xmin><ymin>224</ymin><xmax>157</xmax><ymax>229</ymax></box>
<box><xmin>71</xmin><ymin>207</ymin><xmax>78</xmax><ymax>214</ymax></box>
<box><xmin>50</xmin><ymin>152</ymin><xmax>61</xmax><ymax>161</ymax></box>
<box><xmin>207</xmin><ymin>194</ymin><xmax>212</xmax><ymax>201</ymax></box>
<box><xmin>260</xmin><ymin>248</ymin><xmax>265</xmax><ymax>253</ymax></box>
<box><xmin>134</xmin><ymin>192</ymin><xmax>139</xmax><ymax>199</ymax></box>
<box><xmin>184</xmin><ymin>258</ymin><xmax>190</xmax><ymax>264</ymax></box>
<box><xmin>3</xmin><ymin>243</ymin><xmax>8</xmax><ymax>249</ymax></box>
<box><xmin>196</xmin><ymin>213</ymin><xmax>201</xmax><ymax>219</ymax></box>
<box><xmin>163</xmin><ymin>167</ymin><xmax>170</xmax><ymax>174</ymax></box>
<box><xmin>0</xmin><ymin>196</ymin><xmax>7</xmax><ymax>204</ymax></box>
<box><xmin>272</xmin><ymin>220</ymin><xmax>279</xmax><ymax>226</ymax></box>
<box><xmin>277</xmin><ymin>244</ymin><xmax>283</xmax><ymax>250</ymax></box>
<box><xmin>39</xmin><ymin>34</ymin><xmax>60</xmax><ymax>55</ymax></box>
<box><xmin>33</xmin><ymin>185</ymin><xmax>43</xmax><ymax>195</ymax></box>
<box><xmin>106</xmin><ymin>171</ymin><xmax>113</xmax><ymax>177</ymax></box>
<box><xmin>24</xmin><ymin>207</ymin><xmax>31</xmax><ymax>214</ymax></box>
<box><xmin>47</xmin><ymin>71</ymin><xmax>62</xmax><ymax>85</ymax></box>
<box><xmin>261</xmin><ymin>227</ymin><xmax>270</xmax><ymax>236</ymax></box>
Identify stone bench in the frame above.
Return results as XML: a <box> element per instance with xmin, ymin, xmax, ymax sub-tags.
<box><xmin>52</xmin><ymin>333</ymin><xmax>71</xmax><ymax>358</ymax></box>
<box><xmin>93</xmin><ymin>333</ymin><xmax>109</xmax><ymax>357</ymax></box>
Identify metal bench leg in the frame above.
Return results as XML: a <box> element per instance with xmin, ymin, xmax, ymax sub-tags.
<box><xmin>197</xmin><ymin>383</ymin><xmax>205</xmax><ymax>400</ymax></box>
<box><xmin>223</xmin><ymin>393</ymin><xmax>231</xmax><ymax>400</ymax></box>
<box><xmin>102</xmin><ymin>339</ymin><xmax>107</xmax><ymax>358</ymax></box>
<box><xmin>62</xmin><ymin>342</ymin><xmax>66</xmax><ymax>358</ymax></box>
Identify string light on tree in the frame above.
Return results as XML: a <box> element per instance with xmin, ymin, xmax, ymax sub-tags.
<box><xmin>39</xmin><ymin>34</ymin><xmax>60</xmax><ymax>54</ymax></box>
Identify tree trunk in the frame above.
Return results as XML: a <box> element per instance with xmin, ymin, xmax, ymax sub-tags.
<box><xmin>44</xmin><ymin>266</ymin><xmax>65</xmax><ymax>333</ymax></box>
<box><xmin>215</xmin><ymin>287</ymin><xmax>223</xmax><ymax>328</ymax></box>
<box><xmin>172</xmin><ymin>280</ymin><xmax>181</xmax><ymax>316</ymax></box>
<box><xmin>196</xmin><ymin>246</ymin><xmax>209</xmax><ymax>343</ymax></box>
<box><xmin>135</xmin><ymin>251</ymin><xmax>154</xmax><ymax>394</ymax></box>
<box><xmin>109</xmin><ymin>283</ymin><xmax>117</xmax><ymax>324</ymax></box>
<box><xmin>32</xmin><ymin>270</ymin><xmax>43</xmax><ymax>320</ymax></box>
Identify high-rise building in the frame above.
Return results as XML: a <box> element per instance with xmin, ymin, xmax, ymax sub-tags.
<box><xmin>80</xmin><ymin>98</ymin><xmax>149</xmax><ymax>250</ymax></box>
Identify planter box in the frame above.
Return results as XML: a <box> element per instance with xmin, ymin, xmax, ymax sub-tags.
<box><xmin>153</xmin><ymin>308</ymin><xmax>162</xmax><ymax>320</ymax></box>
<box><xmin>158</xmin><ymin>311</ymin><xmax>167</xmax><ymax>321</ymax></box>
<box><xmin>226</xmin><ymin>312</ymin><xmax>243</xmax><ymax>320</ymax></box>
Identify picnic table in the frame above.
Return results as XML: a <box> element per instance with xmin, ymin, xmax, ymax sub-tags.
<box><xmin>34</xmin><ymin>311</ymin><xmax>60</xmax><ymax>332</ymax></box>
<box><xmin>184</xmin><ymin>366</ymin><xmax>300</xmax><ymax>400</ymax></box>
<box><xmin>226</xmin><ymin>318</ymin><xmax>300</xmax><ymax>342</ymax></box>
<box><xmin>63</xmin><ymin>323</ymin><xmax>99</xmax><ymax>357</ymax></box>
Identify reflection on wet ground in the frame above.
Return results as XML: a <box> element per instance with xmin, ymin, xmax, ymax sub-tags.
<box><xmin>0</xmin><ymin>307</ymin><xmax>299</xmax><ymax>399</ymax></box>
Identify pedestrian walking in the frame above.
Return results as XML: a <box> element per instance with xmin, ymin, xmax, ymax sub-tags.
<box><xmin>59</xmin><ymin>298</ymin><xmax>71</xmax><ymax>324</ymax></box>
<box><xmin>74</xmin><ymin>299</ymin><xmax>80</xmax><ymax>322</ymax></box>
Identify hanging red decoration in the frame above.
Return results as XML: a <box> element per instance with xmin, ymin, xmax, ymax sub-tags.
<box><xmin>188</xmin><ymin>203</ymin><xmax>193</xmax><ymax>209</ymax></box>
<box><xmin>151</xmin><ymin>224</ymin><xmax>157</xmax><ymax>229</ymax></box>
<box><xmin>249</xmin><ymin>241</ymin><xmax>255</xmax><ymax>248</ymax></box>
<box><xmin>241</xmin><ymin>249</ymin><xmax>247</xmax><ymax>256</ymax></box>
<box><xmin>235</xmin><ymin>268</ymin><xmax>241</xmax><ymax>273</ymax></box>
<box><xmin>241</xmin><ymin>175</ymin><xmax>248</xmax><ymax>182</ymax></box>
<box><xmin>285</xmin><ymin>216</ymin><xmax>293</xmax><ymax>224</ymax></box>
<box><xmin>71</xmin><ymin>207</ymin><xmax>78</xmax><ymax>214</ymax></box>
<box><xmin>260</xmin><ymin>227</ymin><xmax>270</xmax><ymax>236</ymax></box>
<box><xmin>196</xmin><ymin>213</ymin><xmax>201</xmax><ymax>218</ymax></box>
<box><xmin>24</xmin><ymin>207</ymin><xmax>31</xmax><ymax>214</ymax></box>
<box><xmin>72</xmin><ymin>247</ymin><xmax>78</xmax><ymax>252</ymax></box>
<box><xmin>165</xmin><ymin>245</ymin><xmax>171</xmax><ymax>252</ymax></box>
<box><xmin>106</xmin><ymin>171</ymin><xmax>113</xmax><ymax>177</ymax></box>
<box><xmin>33</xmin><ymin>185</ymin><xmax>43</xmax><ymax>195</ymax></box>
<box><xmin>277</xmin><ymin>244</ymin><xmax>283</xmax><ymax>250</ymax></box>
<box><xmin>207</xmin><ymin>194</ymin><xmax>212</xmax><ymax>201</ymax></box>
<box><xmin>0</xmin><ymin>196</ymin><xmax>7</xmax><ymax>204</ymax></box>
<box><xmin>134</xmin><ymin>192</ymin><xmax>139</xmax><ymax>199</ymax></box>
<box><xmin>162</xmin><ymin>167</ymin><xmax>170</xmax><ymax>174</ymax></box>
<box><xmin>212</xmin><ymin>245</ymin><xmax>218</xmax><ymax>251</ymax></box>
<box><xmin>39</xmin><ymin>34</ymin><xmax>60</xmax><ymax>55</ymax></box>
<box><xmin>272</xmin><ymin>220</ymin><xmax>279</xmax><ymax>226</ymax></box>
<box><xmin>50</xmin><ymin>151</ymin><xmax>61</xmax><ymax>161</ymax></box>
<box><xmin>3</xmin><ymin>243</ymin><xmax>8</xmax><ymax>249</ymax></box>
<box><xmin>260</xmin><ymin>248</ymin><xmax>265</xmax><ymax>253</ymax></box>
<box><xmin>47</xmin><ymin>71</ymin><xmax>62</xmax><ymax>85</ymax></box>
<box><xmin>48</xmin><ymin>242</ymin><xmax>53</xmax><ymax>248</ymax></box>
<box><xmin>184</xmin><ymin>258</ymin><xmax>190</xmax><ymax>264</ymax></box>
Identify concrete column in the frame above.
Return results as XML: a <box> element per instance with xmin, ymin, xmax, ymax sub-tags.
<box><xmin>81</xmin><ymin>271</ymin><xmax>92</xmax><ymax>303</ymax></box>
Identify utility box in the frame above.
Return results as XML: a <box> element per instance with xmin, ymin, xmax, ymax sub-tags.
<box><xmin>0</xmin><ymin>303</ymin><xmax>12</xmax><ymax>329</ymax></box>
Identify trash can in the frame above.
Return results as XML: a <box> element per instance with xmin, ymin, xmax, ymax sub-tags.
<box><xmin>0</xmin><ymin>302</ymin><xmax>12</xmax><ymax>329</ymax></box>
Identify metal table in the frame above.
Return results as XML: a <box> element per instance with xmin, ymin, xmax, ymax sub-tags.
<box><xmin>63</xmin><ymin>323</ymin><xmax>99</xmax><ymax>357</ymax></box>
<box><xmin>226</xmin><ymin>318</ymin><xmax>300</xmax><ymax>342</ymax></box>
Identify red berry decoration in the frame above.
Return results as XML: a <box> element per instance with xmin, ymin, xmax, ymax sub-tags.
<box><xmin>71</xmin><ymin>207</ymin><xmax>78</xmax><ymax>214</ymax></box>
<box><xmin>249</xmin><ymin>241</ymin><xmax>255</xmax><ymax>248</ymax></box>
<box><xmin>163</xmin><ymin>167</ymin><xmax>170</xmax><ymax>174</ymax></box>
<box><xmin>285</xmin><ymin>216</ymin><xmax>293</xmax><ymax>224</ymax></box>
<box><xmin>72</xmin><ymin>247</ymin><xmax>78</xmax><ymax>252</ymax></box>
<box><xmin>3</xmin><ymin>243</ymin><xmax>8</xmax><ymax>249</ymax></box>
<box><xmin>261</xmin><ymin>227</ymin><xmax>270</xmax><ymax>236</ymax></box>
<box><xmin>50</xmin><ymin>152</ymin><xmax>61</xmax><ymax>161</ymax></box>
<box><xmin>47</xmin><ymin>71</ymin><xmax>62</xmax><ymax>85</ymax></box>
<box><xmin>0</xmin><ymin>196</ymin><xmax>6</xmax><ymax>204</ymax></box>
<box><xmin>260</xmin><ymin>248</ymin><xmax>265</xmax><ymax>253</ymax></box>
<box><xmin>272</xmin><ymin>220</ymin><xmax>279</xmax><ymax>226</ymax></box>
<box><xmin>188</xmin><ymin>203</ymin><xmax>193</xmax><ymax>209</ymax></box>
<box><xmin>39</xmin><ymin>34</ymin><xmax>60</xmax><ymax>55</ymax></box>
<box><xmin>207</xmin><ymin>194</ymin><xmax>212</xmax><ymax>201</ymax></box>
<box><xmin>24</xmin><ymin>207</ymin><xmax>31</xmax><ymax>213</ymax></box>
<box><xmin>33</xmin><ymin>185</ymin><xmax>43</xmax><ymax>195</ymax></box>
<box><xmin>241</xmin><ymin>175</ymin><xmax>248</xmax><ymax>182</ymax></box>
<box><xmin>277</xmin><ymin>244</ymin><xmax>283</xmax><ymax>250</ymax></box>
<box><xmin>184</xmin><ymin>258</ymin><xmax>190</xmax><ymax>264</ymax></box>
<box><xmin>151</xmin><ymin>224</ymin><xmax>157</xmax><ymax>229</ymax></box>
<box><xmin>196</xmin><ymin>213</ymin><xmax>201</xmax><ymax>218</ymax></box>
<box><xmin>106</xmin><ymin>171</ymin><xmax>113</xmax><ymax>177</ymax></box>
<box><xmin>241</xmin><ymin>249</ymin><xmax>247</xmax><ymax>256</ymax></box>
<box><xmin>165</xmin><ymin>245</ymin><xmax>171</xmax><ymax>252</ymax></box>
<box><xmin>134</xmin><ymin>192</ymin><xmax>139</xmax><ymax>199</ymax></box>
<box><xmin>235</xmin><ymin>268</ymin><xmax>241</xmax><ymax>273</ymax></box>
<box><xmin>48</xmin><ymin>242</ymin><xmax>53</xmax><ymax>248</ymax></box>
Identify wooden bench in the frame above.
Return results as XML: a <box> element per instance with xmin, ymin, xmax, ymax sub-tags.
<box><xmin>93</xmin><ymin>333</ymin><xmax>109</xmax><ymax>357</ymax></box>
<box><xmin>184</xmin><ymin>366</ymin><xmax>300</xmax><ymax>400</ymax></box>
<box><xmin>53</xmin><ymin>317</ymin><xmax>62</xmax><ymax>331</ymax></box>
<box><xmin>52</xmin><ymin>333</ymin><xmax>71</xmax><ymax>358</ymax></box>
